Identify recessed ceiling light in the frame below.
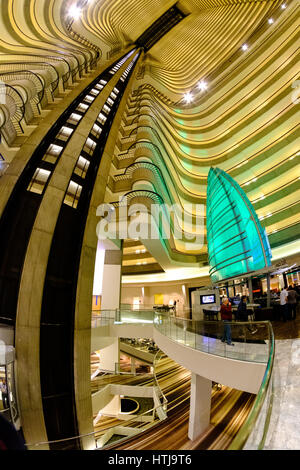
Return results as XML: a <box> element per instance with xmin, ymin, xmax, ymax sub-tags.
<box><xmin>69</xmin><ymin>5</ymin><xmax>81</xmax><ymax>20</ymax></box>
<box><xmin>268</xmin><ymin>18</ymin><xmax>274</xmax><ymax>24</ymax></box>
<box><xmin>242</xmin><ymin>44</ymin><xmax>248</xmax><ymax>51</ymax></box>
<box><xmin>198</xmin><ymin>81</ymin><xmax>207</xmax><ymax>91</ymax></box>
<box><xmin>281</xmin><ymin>3</ymin><xmax>286</xmax><ymax>9</ymax></box>
<box><xmin>184</xmin><ymin>92</ymin><xmax>193</xmax><ymax>104</ymax></box>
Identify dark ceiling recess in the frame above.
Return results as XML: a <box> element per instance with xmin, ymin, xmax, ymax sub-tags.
<box><xmin>135</xmin><ymin>4</ymin><xmax>187</xmax><ymax>52</ymax></box>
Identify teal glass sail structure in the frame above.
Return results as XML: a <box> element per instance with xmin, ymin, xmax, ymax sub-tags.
<box><xmin>207</xmin><ymin>167</ymin><xmax>272</xmax><ymax>283</ymax></box>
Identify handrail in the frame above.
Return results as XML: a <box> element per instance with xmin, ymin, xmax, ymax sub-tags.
<box><xmin>228</xmin><ymin>321</ymin><xmax>275</xmax><ymax>449</ymax></box>
<box><xmin>24</xmin><ymin>309</ymin><xmax>274</xmax><ymax>449</ymax></box>
<box><xmin>153</xmin><ymin>350</ymin><xmax>168</xmax><ymax>410</ymax></box>
<box><xmin>25</xmin><ymin>400</ymin><xmax>165</xmax><ymax>449</ymax></box>
<box><xmin>110</xmin><ymin>189</ymin><xmax>164</xmax><ymax>207</ymax></box>
<box><xmin>25</xmin><ymin>348</ymin><xmax>168</xmax><ymax>449</ymax></box>
<box><xmin>153</xmin><ymin>310</ymin><xmax>275</xmax><ymax>448</ymax></box>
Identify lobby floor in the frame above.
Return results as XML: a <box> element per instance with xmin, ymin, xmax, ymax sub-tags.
<box><xmin>245</xmin><ymin>307</ymin><xmax>300</xmax><ymax>450</ymax></box>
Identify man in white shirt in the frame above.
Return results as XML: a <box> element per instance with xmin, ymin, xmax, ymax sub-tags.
<box><xmin>280</xmin><ymin>287</ymin><xmax>288</xmax><ymax>322</ymax></box>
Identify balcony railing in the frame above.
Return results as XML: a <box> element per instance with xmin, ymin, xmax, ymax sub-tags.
<box><xmin>24</xmin><ymin>309</ymin><xmax>274</xmax><ymax>449</ymax></box>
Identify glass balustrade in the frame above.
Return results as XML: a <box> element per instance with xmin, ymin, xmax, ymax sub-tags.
<box><xmin>153</xmin><ymin>312</ymin><xmax>272</xmax><ymax>363</ymax></box>
<box><xmin>24</xmin><ymin>310</ymin><xmax>274</xmax><ymax>450</ymax></box>
<box><xmin>229</xmin><ymin>320</ymin><xmax>275</xmax><ymax>450</ymax></box>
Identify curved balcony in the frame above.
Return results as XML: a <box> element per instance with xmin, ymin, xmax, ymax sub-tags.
<box><xmin>91</xmin><ymin>309</ymin><xmax>274</xmax><ymax>449</ymax></box>
<box><xmin>24</xmin><ymin>309</ymin><xmax>274</xmax><ymax>450</ymax></box>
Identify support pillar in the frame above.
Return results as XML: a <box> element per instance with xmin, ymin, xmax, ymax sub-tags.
<box><xmin>267</xmin><ymin>273</ymin><xmax>271</xmax><ymax>308</ymax></box>
<box><xmin>188</xmin><ymin>373</ymin><xmax>212</xmax><ymax>441</ymax></box>
<box><xmin>101</xmin><ymin>244</ymin><xmax>123</xmax><ymax>311</ymax></box>
<box><xmin>248</xmin><ymin>277</ymin><xmax>254</xmax><ymax>303</ymax></box>
<box><xmin>98</xmin><ymin>337</ymin><xmax>120</xmax><ymax>372</ymax></box>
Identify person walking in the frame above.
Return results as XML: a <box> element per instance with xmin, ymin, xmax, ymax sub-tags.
<box><xmin>287</xmin><ymin>285</ymin><xmax>298</xmax><ymax>320</ymax></box>
<box><xmin>0</xmin><ymin>379</ymin><xmax>9</xmax><ymax>410</ymax></box>
<box><xmin>280</xmin><ymin>287</ymin><xmax>289</xmax><ymax>322</ymax></box>
<box><xmin>220</xmin><ymin>298</ymin><xmax>234</xmax><ymax>346</ymax></box>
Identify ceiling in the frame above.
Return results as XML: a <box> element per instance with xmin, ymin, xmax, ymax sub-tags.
<box><xmin>0</xmin><ymin>0</ymin><xmax>298</xmax><ymax>279</ymax></box>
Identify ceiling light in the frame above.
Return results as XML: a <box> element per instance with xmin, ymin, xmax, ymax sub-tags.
<box><xmin>198</xmin><ymin>81</ymin><xmax>207</xmax><ymax>91</ymax></box>
<box><xmin>242</xmin><ymin>44</ymin><xmax>248</xmax><ymax>51</ymax></box>
<box><xmin>184</xmin><ymin>92</ymin><xmax>193</xmax><ymax>104</ymax></box>
<box><xmin>281</xmin><ymin>3</ymin><xmax>286</xmax><ymax>9</ymax></box>
<box><xmin>68</xmin><ymin>5</ymin><xmax>82</xmax><ymax>20</ymax></box>
<box><xmin>268</xmin><ymin>18</ymin><xmax>274</xmax><ymax>24</ymax></box>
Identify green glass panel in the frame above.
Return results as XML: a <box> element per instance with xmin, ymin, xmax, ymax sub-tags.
<box><xmin>207</xmin><ymin>168</ymin><xmax>272</xmax><ymax>283</ymax></box>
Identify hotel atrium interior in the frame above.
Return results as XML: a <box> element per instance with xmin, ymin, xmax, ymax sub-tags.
<box><xmin>0</xmin><ymin>0</ymin><xmax>299</xmax><ymax>452</ymax></box>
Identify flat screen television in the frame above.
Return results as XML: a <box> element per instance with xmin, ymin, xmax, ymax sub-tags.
<box><xmin>200</xmin><ymin>294</ymin><xmax>216</xmax><ymax>305</ymax></box>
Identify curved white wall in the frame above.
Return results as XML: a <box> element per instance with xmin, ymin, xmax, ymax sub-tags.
<box><xmin>153</xmin><ymin>328</ymin><xmax>266</xmax><ymax>394</ymax></box>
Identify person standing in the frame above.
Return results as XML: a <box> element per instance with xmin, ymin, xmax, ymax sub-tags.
<box><xmin>220</xmin><ymin>298</ymin><xmax>234</xmax><ymax>346</ymax></box>
<box><xmin>236</xmin><ymin>295</ymin><xmax>258</xmax><ymax>334</ymax></box>
<box><xmin>287</xmin><ymin>285</ymin><xmax>298</xmax><ymax>320</ymax></box>
<box><xmin>280</xmin><ymin>287</ymin><xmax>289</xmax><ymax>322</ymax></box>
<box><xmin>0</xmin><ymin>379</ymin><xmax>9</xmax><ymax>410</ymax></box>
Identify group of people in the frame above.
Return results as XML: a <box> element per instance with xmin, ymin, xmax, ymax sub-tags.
<box><xmin>219</xmin><ymin>284</ymin><xmax>299</xmax><ymax>345</ymax></box>
<box><xmin>280</xmin><ymin>285</ymin><xmax>299</xmax><ymax>321</ymax></box>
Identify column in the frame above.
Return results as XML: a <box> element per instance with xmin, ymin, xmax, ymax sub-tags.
<box><xmin>188</xmin><ymin>373</ymin><xmax>212</xmax><ymax>441</ymax></box>
<box><xmin>283</xmin><ymin>272</ymin><xmax>288</xmax><ymax>288</ymax></box>
<box><xmin>248</xmin><ymin>277</ymin><xmax>254</xmax><ymax>303</ymax></box>
<box><xmin>98</xmin><ymin>337</ymin><xmax>120</xmax><ymax>372</ymax></box>
<box><xmin>101</xmin><ymin>244</ymin><xmax>123</xmax><ymax>311</ymax></box>
<box><xmin>266</xmin><ymin>273</ymin><xmax>271</xmax><ymax>308</ymax></box>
